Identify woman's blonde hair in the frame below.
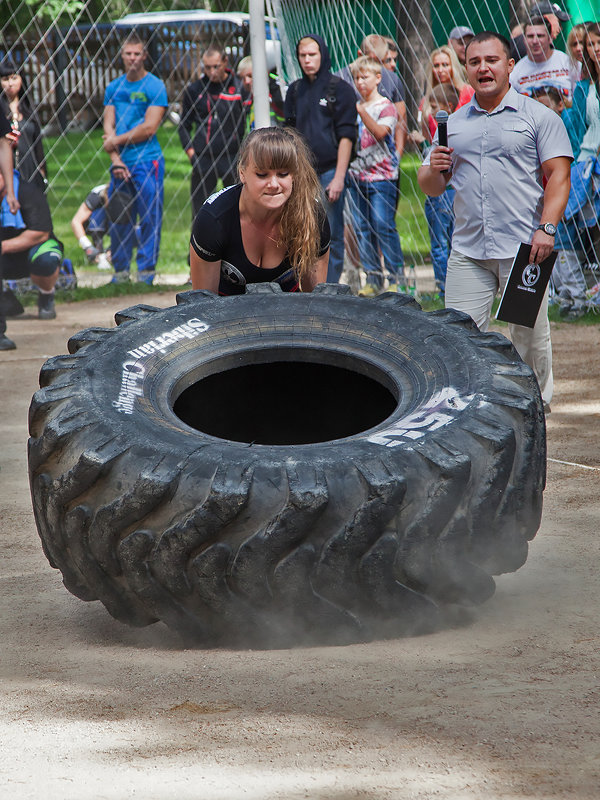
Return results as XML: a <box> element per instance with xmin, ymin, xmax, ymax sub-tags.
<box><xmin>422</xmin><ymin>45</ymin><xmax>468</xmax><ymax>129</ymax></box>
<box><xmin>425</xmin><ymin>45</ymin><xmax>467</xmax><ymax>91</ymax></box>
<box><xmin>567</xmin><ymin>23</ymin><xmax>586</xmax><ymax>58</ymax></box>
<box><xmin>238</xmin><ymin>127</ymin><xmax>326</xmax><ymax>283</ymax></box>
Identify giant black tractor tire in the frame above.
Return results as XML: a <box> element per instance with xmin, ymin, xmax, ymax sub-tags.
<box><xmin>28</xmin><ymin>285</ymin><xmax>545</xmax><ymax>645</ymax></box>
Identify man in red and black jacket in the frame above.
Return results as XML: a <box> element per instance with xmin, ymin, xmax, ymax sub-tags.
<box><xmin>178</xmin><ymin>46</ymin><xmax>245</xmax><ymax>220</ymax></box>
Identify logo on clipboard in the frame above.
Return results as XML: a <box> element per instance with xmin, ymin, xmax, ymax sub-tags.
<box><xmin>521</xmin><ymin>264</ymin><xmax>541</xmax><ymax>288</ymax></box>
<box><xmin>496</xmin><ymin>243</ymin><xmax>557</xmax><ymax>328</ymax></box>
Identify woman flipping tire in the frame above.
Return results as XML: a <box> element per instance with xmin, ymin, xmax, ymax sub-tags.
<box><xmin>28</xmin><ymin>285</ymin><xmax>546</xmax><ymax>645</ymax></box>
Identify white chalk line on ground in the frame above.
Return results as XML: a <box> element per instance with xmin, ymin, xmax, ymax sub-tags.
<box><xmin>548</xmin><ymin>457</ymin><xmax>600</xmax><ymax>472</ymax></box>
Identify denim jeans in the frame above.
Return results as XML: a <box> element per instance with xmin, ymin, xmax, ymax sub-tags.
<box><xmin>319</xmin><ymin>168</ymin><xmax>346</xmax><ymax>283</ymax></box>
<box><xmin>348</xmin><ymin>177</ymin><xmax>404</xmax><ymax>289</ymax></box>
<box><xmin>109</xmin><ymin>157</ymin><xmax>165</xmax><ymax>275</ymax></box>
<box><xmin>424</xmin><ymin>187</ymin><xmax>455</xmax><ymax>294</ymax></box>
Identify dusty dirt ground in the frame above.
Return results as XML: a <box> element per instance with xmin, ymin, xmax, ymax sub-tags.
<box><xmin>1</xmin><ymin>292</ymin><xmax>599</xmax><ymax>800</ymax></box>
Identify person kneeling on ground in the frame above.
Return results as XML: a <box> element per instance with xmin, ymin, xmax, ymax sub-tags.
<box><xmin>0</xmin><ymin>170</ymin><xmax>63</xmax><ymax>350</ymax></box>
<box><xmin>70</xmin><ymin>182</ymin><xmax>112</xmax><ymax>271</ymax></box>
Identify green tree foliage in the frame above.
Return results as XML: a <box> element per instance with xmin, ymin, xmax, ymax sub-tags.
<box><xmin>0</xmin><ymin>0</ymin><xmax>249</xmax><ymax>36</ymax></box>
<box><xmin>0</xmin><ymin>0</ymin><xmax>249</xmax><ymax>34</ymax></box>
<box><xmin>25</xmin><ymin>0</ymin><xmax>84</xmax><ymax>24</ymax></box>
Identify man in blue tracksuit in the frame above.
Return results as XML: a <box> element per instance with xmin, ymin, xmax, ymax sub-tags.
<box><xmin>284</xmin><ymin>34</ymin><xmax>357</xmax><ymax>283</ymax></box>
<box><xmin>103</xmin><ymin>33</ymin><xmax>168</xmax><ymax>284</ymax></box>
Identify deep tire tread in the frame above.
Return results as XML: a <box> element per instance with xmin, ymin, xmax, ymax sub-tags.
<box><xmin>176</xmin><ymin>289</ymin><xmax>217</xmax><ymax>304</ymax></box>
<box><xmin>311</xmin><ymin>283</ymin><xmax>353</xmax><ymax>295</ymax></box>
<box><xmin>375</xmin><ymin>292</ymin><xmax>422</xmax><ymax>310</ymax></box>
<box><xmin>114</xmin><ymin>304</ymin><xmax>162</xmax><ymax>326</ymax></box>
<box><xmin>67</xmin><ymin>327</ymin><xmax>114</xmax><ymax>354</ymax></box>
<box><xmin>246</xmin><ymin>282</ymin><xmax>283</xmax><ymax>294</ymax></box>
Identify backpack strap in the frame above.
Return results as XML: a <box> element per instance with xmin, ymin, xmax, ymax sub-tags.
<box><xmin>325</xmin><ymin>75</ymin><xmax>341</xmax><ymax>116</ymax></box>
<box><xmin>289</xmin><ymin>75</ymin><xmax>339</xmax><ymax>120</ymax></box>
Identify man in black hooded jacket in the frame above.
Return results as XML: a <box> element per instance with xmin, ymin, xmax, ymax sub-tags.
<box><xmin>284</xmin><ymin>34</ymin><xmax>357</xmax><ymax>283</ymax></box>
<box><xmin>178</xmin><ymin>46</ymin><xmax>245</xmax><ymax>220</ymax></box>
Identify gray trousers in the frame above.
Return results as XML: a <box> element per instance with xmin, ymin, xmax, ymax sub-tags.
<box><xmin>445</xmin><ymin>250</ymin><xmax>553</xmax><ymax>404</ymax></box>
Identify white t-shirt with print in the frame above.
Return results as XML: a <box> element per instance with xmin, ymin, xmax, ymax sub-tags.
<box><xmin>349</xmin><ymin>95</ymin><xmax>398</xmax><ymax>182</ymax></box>
<box><xmin>510</xmin><ymin>49</ymin><xmax>576</xmax><ymax>102</ymax></box>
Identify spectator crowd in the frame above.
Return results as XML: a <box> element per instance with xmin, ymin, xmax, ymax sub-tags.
<box><xmin>2</xmin><ymin>1</ymin><xmax>600</xmax><ymax>356</ymax></box>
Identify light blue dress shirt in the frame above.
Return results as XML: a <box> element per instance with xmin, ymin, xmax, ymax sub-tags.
<box><xmin>423</xmin><ymin>87</ymin><xmax>573</xmax><ymax>259</ymax></box>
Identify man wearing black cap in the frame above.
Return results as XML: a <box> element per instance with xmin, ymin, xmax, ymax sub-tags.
<box><xmin>530</xmin><ymin>2</ymin><xmax>571</xmax><ymax>40</ymax></box>
<box><xmin>511</xmin><ymin>2</ymin><xmax>571</xmax><ymax>60</ymax></box>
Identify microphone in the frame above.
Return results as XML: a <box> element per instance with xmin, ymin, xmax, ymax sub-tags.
<box><xmin>435</xmin><ymin>110</ymin><xmax>449</xmax><ymax>174</ymax></box>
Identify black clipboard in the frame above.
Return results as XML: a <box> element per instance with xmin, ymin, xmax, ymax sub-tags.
<box><xmin>495</xmin><ymin>243</ymin><xmax>557</xmax><ymax>328</ymax></box>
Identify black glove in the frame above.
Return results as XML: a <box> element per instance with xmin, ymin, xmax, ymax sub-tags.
<box><xmin>85</xmin><ymin>245</ymin><xmax>100</xmax><ymax>264</ymax></box>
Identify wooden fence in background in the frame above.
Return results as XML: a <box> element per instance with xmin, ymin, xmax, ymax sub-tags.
<box><xmin>1</xmin><ymin>18</ymin><xmax>249</xmax><ymax>131</ymax></box>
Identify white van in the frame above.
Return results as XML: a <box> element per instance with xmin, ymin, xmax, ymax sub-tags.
<box><xmin>114</xmin><ymin>9</ymin><xmax>281</xmax><ymax>72</ymax></box>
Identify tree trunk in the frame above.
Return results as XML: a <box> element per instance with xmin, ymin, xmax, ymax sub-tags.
<box><xmin>395</xmin><ymin>0</ymin><xmax>434</xmax><ymax>129</ymax></box>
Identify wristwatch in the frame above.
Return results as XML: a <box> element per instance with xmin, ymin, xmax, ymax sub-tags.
<box><xmin>537</xmin><ymin>223</ymin><xmax>557</xmax><ymax>236</ymax></box>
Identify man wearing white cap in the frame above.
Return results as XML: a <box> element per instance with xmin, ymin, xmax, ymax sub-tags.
<box><xmin>448</xmin><ymin>26</ymin><xmax>475</xmax><ymax>65</ymax></box>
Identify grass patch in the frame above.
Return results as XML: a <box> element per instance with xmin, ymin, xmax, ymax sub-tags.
<box><xmin>57</xmin><ymin>281</ymin><xmax>192</xmax><ymax>303</ymax></box>
<box><xmin>397</xmin><ymin>158</ymin><xmax>431</xmax><ymax>263</ymax></box>
<box><xmin>17</xmin><ymin>281</ymin><xmax>191</xmax><ymax>307</ymax></box>
<box><xmin>548</xmin><ymin>304</ymin><xmax>600</xmax><ymax>324</ymax></box>
<box><xmin>46</xmin><ymin>122</ymin><xmax>195</xmax><ymax>276</ymax></box>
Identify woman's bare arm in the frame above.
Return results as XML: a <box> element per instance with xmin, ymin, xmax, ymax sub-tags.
<box><xmin>301</xmin><ymin>250</ymin><xmax>329</xmax><ymax>292</ymax></box>
<box><xmin>190</xmin><ymin>247</ymin><xmax>221</xmax><ymax>293</ymax></box>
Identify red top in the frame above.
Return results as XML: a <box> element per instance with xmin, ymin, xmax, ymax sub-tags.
<box><xmin>425</xmin><ymin>83</ymin><xmax>475</xmax><ymax>141</ymax></box>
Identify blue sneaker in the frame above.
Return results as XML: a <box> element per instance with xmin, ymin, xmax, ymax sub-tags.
<box><xmin>136</xmin><ymin>270</ymin><xmax>155</xmax><ymax>286</ymax></box>
<box><xmin>56</xmin><ymin>258</ymin><xmax>77</xmax><ymax>291</ymax></box>
<box><xmin>110</xmin><ymin>271</ymin><xmax>130</xmax><ymax>285</ymax></box>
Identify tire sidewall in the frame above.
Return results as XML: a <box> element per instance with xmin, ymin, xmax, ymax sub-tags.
<box><xmin>79</xmin><ymin>292</ymin><xmax>506</xmax><ymax>468</ymax></box>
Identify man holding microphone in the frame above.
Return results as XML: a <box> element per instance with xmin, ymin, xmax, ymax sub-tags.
<box><xmin>418</xmin><ymin>31</ymin><xmax>572</xmax><ymax>409</ymax></box>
